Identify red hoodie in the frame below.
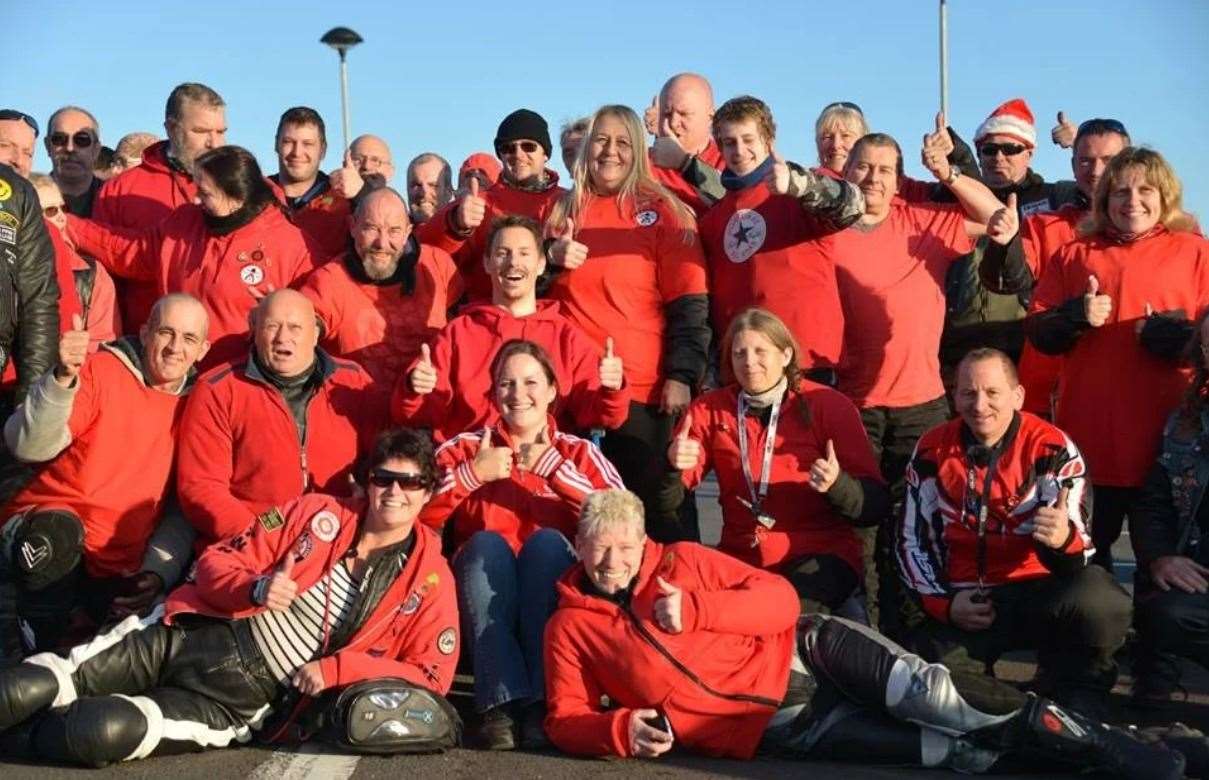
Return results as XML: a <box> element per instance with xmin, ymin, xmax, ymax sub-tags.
<box><xmin>165</xmin><ymin>493</ymin><xmax>458</xmax><ymax>695</ymax></box>
<box><xmin>415</xmin><ymin>171</ymin><xmax>565</xmax><ymax>302</ymax></box>
<box><xmin>544</xmin><ymin>538</ymin><xmax>799</xmax><ymax>759</ymax></box>
<box><xmin>390</xmin><ymin>300</ymin><xmax>629</xmax><ymax>441</ymax></box>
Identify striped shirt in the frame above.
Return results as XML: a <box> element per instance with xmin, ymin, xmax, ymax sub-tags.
<box><xmin>247</xmin><ymin>560</ymin><xmax>358</xmax><ymax>681</ymax></box>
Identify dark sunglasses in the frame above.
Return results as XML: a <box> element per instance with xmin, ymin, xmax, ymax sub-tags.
<box><xmin>978</xmin><ymin>142</ymin><xmax>1028</xmax><ymax>158</ymax></box>
<box><xmin>498</xmin><ymin>140</ymin><xmax>540</xmax><ymax>155</ymax></box>
<box><xmin>0</xmin><ymin>109</ymin><xmax>39</xmax><ymax>137</ymax></box>
<box><xmin>822</xmin><ymin>100</ymin><xmax>863</xmax><ymax>116</ymax></box>
<box><xmin>42</xmin><ymin>205</ymin><xmax>63</xmax><ymax>218</ymax></box>
<box><xmin>49</xmin><ymin>130</ymin><xmax>95</xmax><ymax>149</ymax></box>
<box><xmin>368</xmin><ymin>468</ymin><xmax>429</xmax><ymax>490</ymax></box>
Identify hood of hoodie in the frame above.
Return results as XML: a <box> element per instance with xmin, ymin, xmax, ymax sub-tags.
<box><xmin>101</xmin><ymin>334</ymin><xmax>198</xmax><ymax>394</ymax></box>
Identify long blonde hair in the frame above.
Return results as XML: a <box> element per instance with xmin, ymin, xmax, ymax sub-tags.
<box><xmin>1081</xmin><ymin>146</ymin><xmax>1198</xmax><ymax>236</ymax></box>
<box><xmin>547</xmin><ymin>104</ymin><xmax>695</xmax><ymax>240</ymax></box>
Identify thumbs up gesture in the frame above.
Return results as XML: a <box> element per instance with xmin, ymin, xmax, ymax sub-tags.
<box><xmin>922</xmin><ymin>111</ymin><xmax>955</xmax><ymax>180</ymax></box>
<box><xmin>1051</xmin><ymin>111</ymin><xmax>1078</xmax><ymax>149</ymax></box>
<box><xmin>986</xmin><ymin>192</ymin><xmax>1020</xmax><ymax>246</ymax></box>
<box><xmin>550</xmin><ymin>218</ymin><xmax>588</xmax><ymax>269</ymax></box>
<box><xmin>765</xmin><ymin>148</ymin><xmax>792</xmax><ymax>195</ymax></box>
<box><xmin>651</xmin><ymin>114</ymin><xmax>690</xmax><ymax>170</ymax></box>
<box><xmin>653</xmin><ymin>576</ymin><xmax>683</xmax><ymax>634</ymax></box>
<box><xmin>472</xmin><ymin>428</ymin><xmax>515</xmax><ymax>483</ymax></box>
<box><xmin>455</xmin><ymin>176</ymin><xmax>487</xmax><ymax>232</ymax></box>
<box><xmin>1032</xmin><ymin>485</ymin><xmax>1073</xmax><ymax>549</ymax></box>
<box><xmin>643</xmin><ymin>94</ymin><xmax>660</xmax><ymax>136</ymax></box>
<box><xmin>263</xmin><ymin>554</ymin><xmax>299</xmax><ymax>612</ymax></box>
<box><xmin>54</xmin><ymin>313</ymin><xmax>90</xmax><ymax>387</ymax></box>
<box><xmin>329</xmin><ymin>148</ymin><xmax>365</xmax><ymax>200</ymax></box>
<box><xmin>809</xmin><ymin>439</ymin><xmax>842</xmax><ymax>493</ymax></box>
<box><xmin>409</xmin><ymin>343</ymin><xmax>438</xmax><ymax>394</ymax></box>
<box><xmin>1084</xmin><ymin>275</ymin><xmax>1113</xmax><ymax>327</ymax></box>
<box><xmin>598</xmin><ymin>337</ymin><xmax>624</xmax><ymax>390</ymax></box>
<box><xmin>667</xmin><ymin>414</ymin><xmax>701</xmax><ymax>470</ymax></box>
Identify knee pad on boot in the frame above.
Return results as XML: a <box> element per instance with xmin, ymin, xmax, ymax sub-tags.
<box><xmin>0</xmin><ymin>663</ymin><xmax>59</xmax><ymax>730</ymax></box>
<box><xmin>319</xmin><ymin>678</ymin><xmax>461</xmax><ymax>754</ymax></box>
<box><xmin>34</xmin><ymin>696</ymin><xmax>148</xmax><ymax>767</ymax></box>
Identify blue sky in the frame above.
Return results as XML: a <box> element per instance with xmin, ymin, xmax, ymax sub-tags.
<box><xmin>12</xmin><ymin>1</ymin><xmax>1209</xmax><ymax>214</ymax></box>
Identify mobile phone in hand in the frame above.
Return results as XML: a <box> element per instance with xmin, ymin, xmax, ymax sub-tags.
<box><xmin>644</xmin><ymin>712</ymin><xmax>671</xmax><ymax>735</ymax></box>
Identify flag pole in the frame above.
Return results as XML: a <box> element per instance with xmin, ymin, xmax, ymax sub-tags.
<box><xmin>940</xmin><ymin>0</ymin><xmax>950</xmax><ymax>119</ymax></box>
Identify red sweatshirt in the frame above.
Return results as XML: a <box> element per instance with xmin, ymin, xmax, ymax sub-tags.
<box><xmin>546</xmin><ymin>194</ymin><xmax>708</xmax><ymax>405</ymax></box>
<box><xmin>177</xmin><ymin>351</ymin><xmax>384</xmax><ymax>543</ymax></box>
<box><xmin>1030</xmin><ymin>228</ymin><xmax>1209</xmax><ymax>486</ymax></box>
<box><xmin>415</xmin><ymin>171</ymin><xmax>565</xmax><ymax>302</ymax></box>
<box><xmin>68</xmin><ymin>204</ymin><xmax>318</xmax><ymax>368</ymax></box>
<box><xmin>268</xmin><ymin>173</ymin><xmax>352</xmax><ymax>261</ymax></box>
<box><xmin>420</xmin><ymin>415</ymin><xmax>625</xmax><ymax>552</ymax></box>
<box><xmin>678</xmin><ymin>381</ymin><xmax>882</xmax><ymax>573</ymax></box>
<box><xmin>544</xmin><ymin>538</ymin><xmax>799</xmax><ymax>759</ymax></box>
<box><xmin>390</xmin><ymin>300</ymin><xmax>629</xmax><ymax>441</ymax></box>
<box><xmin>92</xmin><ymin>141</ymin><xmax>195</xmax><ymax>329</ymax></box>
<box><xmin>699</xmin><ymin>182</ymin><xmax>844</xmax><ymax>369</ymax></box>
<box><xmin>650</xmin><ymin>140</ymin><xmax>725</xmax><ymax>217</ymax></box>
<box><xmin>165</xmin><ymin>493</ymin><xmax>458</xmax><ymax>694</ymax></box>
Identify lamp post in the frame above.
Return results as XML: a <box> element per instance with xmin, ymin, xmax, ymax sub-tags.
<box><xmin>320</xmin><ymin>26</ymin><xmax>363</xmax><ymax>153</ymax></box>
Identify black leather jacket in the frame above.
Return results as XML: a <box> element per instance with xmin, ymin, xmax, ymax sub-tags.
<box><xmin>0</xmin><ymin>163</ymin><xmax>59</xmax><ymax>408</ymax></box>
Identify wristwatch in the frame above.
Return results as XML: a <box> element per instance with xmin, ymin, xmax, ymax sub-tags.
<box><xmin>944</xmin><ymin>165</ymin><xmax>962</xmax><ymax>186</ymax></box>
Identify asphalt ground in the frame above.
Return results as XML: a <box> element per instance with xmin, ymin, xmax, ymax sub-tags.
<box><xmin>2</xmin><ymin>478</ymin><xmax>1207</xmax><ymax>779</ymax></box>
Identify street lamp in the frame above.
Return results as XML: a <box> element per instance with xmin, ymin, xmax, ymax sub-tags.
<box><xmin>320</xmin><ymin>26</ymin><xmax>363</xmax><ymax>153</ymax></box>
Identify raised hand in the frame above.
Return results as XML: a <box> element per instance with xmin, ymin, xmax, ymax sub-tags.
<box><xmin>643</xmin><ymin>95</ymin><xmax>660</xmax><ymax>137</ymax></box>
<box><xmin>765</xmin><ymin>149</ymin><xmax>791</xmax><ymax>195</ymax></box>
<box><xmin>667</xmin><ymin>414</ymin><xmax>701</xmax><ymax>470</ymax></box>
<box><xmin>455</xmin><ymin>176</ymin><xmax>487</xmax><ymax>231</ymax></box>
<box><xmin>922</xmin><ymin>111</ymin><xmax>954</xmax><ymax>180</ymax></box>
<box><xmin>653</xmin><ymin>576</ymin><xmax>683</xmax><ymax>634</ymax></box>
<box><xmin>1084</xmin><ymin>275</ymin><xmax>1113</xmax><ymax>327</ymax></box>
<box><xmin>516</xmin><ymin>427</ymin><xmax>551</xmax><ymax>472</ymax></box>
<box><xmin>472</xmin><ymin>428</ymin><xmax>514</xmax><ymax>482</ymax></box>
<box><xmin>809</xmin><ymin>439</ymin><xmax>841</xmax><ymax>493</ymax></box>
<box><xmin>409</xmin><ymin>343</ymin><xmax>437</xmax><ymax>394</ymax></box>
<box><xmin>549</xmin><ymin>218</ymin><xmax>588</xmax><ymax>269</ymax></box>
<box><xmin>986</xmin><ymin>192</ymin><xmax>1020</xmax><ymax>245</ymax></box>
<box><xmin>651</xmin><ymin>115</ymin><xmax>689</xmax><ymax>169</ymax></box>
<box><xmin>55</xmin><ymin>313</ymin><xmax>90</xmax><ymax>387</ymax></box>
<box><xmin>263</xmin><ymin>555</ymin><xmax>299</xmax><ymax>612</ymax></box>
<box><xmin>598</xmin><ymin>337</ymin><xmax>624</xmax><ymax>390</ymax></box>
<box><xmin>1051</xmin><ymin>111</ymin><xmax>1077</xmax><ymax>149</ymax></box>
<box><xmin>329</xmin><ymin>148</ymin><xmax>365</xmax><ymax>199</ymax></box>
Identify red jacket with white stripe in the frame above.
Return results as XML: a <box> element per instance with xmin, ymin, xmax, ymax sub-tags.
<box><xmin>897</xmin><ymin>412</ymin><xmax>1091</xmax><ymax>624</ymax></box>
<box><xmin>419</xmin><ymin>415</ymin><xmax>624</xmax><ymax>552</ymax></box>
<box><xmin>165</xmin><ymin>493</ymin><xmax>458</xmax><ymax>694</ymax></box>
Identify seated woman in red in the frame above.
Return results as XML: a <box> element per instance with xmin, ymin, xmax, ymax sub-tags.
<box><xmin>419</xmin><ymin>339</ymin><xmax>624</xmax><ymax>750</ymax></box>
<box><xmin>667</xmin><ymin>307</ymin><xmax>889</xmax><ymax>616</ymax></box>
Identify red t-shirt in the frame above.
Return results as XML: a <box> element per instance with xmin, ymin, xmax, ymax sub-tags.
<box><xmin>650</xmin><ymin>139</ymin><xmax>725</xmax><ymax>217</ymax></box>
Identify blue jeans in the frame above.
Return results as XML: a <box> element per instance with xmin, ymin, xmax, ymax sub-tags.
<box><xmin>452</xmin><ymin>528</ymin><xmax>576</xmax><ymax>712</ymax></box>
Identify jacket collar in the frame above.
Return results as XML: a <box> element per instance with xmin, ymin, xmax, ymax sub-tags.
<box><xmin>101</xmin><ymin>335</ymin><xmax>197</xmax><ymax>394</ymax></box>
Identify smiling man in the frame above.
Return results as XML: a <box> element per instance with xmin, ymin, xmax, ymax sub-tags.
<box><xmin>269</xmin><ymin>106</ymin><xmax>351</xmax><ymax>259</ymax></box>
<box><xmin>176</xmin><ymin>289</ymin><xmax>384</xmax><ymax>545</ymax></box>
<box><xmin>974</xmin><ymin>99</ymin><xmax>1079</xmax><ymax>217</ymax></box>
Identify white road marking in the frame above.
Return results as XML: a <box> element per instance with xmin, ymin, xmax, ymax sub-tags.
<box><xmin>249</xmin><ymin>742</ymin><xmax>360</xmax><ymax>780</ymax></box>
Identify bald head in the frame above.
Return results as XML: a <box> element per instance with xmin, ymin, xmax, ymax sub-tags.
<box><xmin>252</xmin><ymin>289</ymin><xmax>319</xmax><ymax>377</ymax></box>
<box><xmin>349</xmin><ymin>134</ymin><xmax>394</xmax><ymax>181</ymax></box>
<box><xmin>141</xmin><ymin>293</ymin><xmax>210</xmax><ymax>390</ymax></box>
<box><xmin>353</xmin><ymin>187</ymin><xmax>413</xmax><ymax>280</ymax></box>
<box><xmin>658</xmin><ymin>73</ymin><xmax>715</xmax><ymax>155</ymax></box>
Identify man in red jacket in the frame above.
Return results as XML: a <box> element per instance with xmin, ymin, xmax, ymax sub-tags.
<box><xmin>545</xmin><ymin>489</ymin><xmax>1187</xmax><ymax>777</ymax></box>
<box><xmin>646</xmin><ymin>73</ymin><xmax>724</xmax><ymax>217</ymax></box>
<box><xmin>0</xmin><ymin>428</ymin><xmax>462</xmax><ymax>766</ymax></box>
<box><xmin>269</xmin><ymin>106</ymin><xmax>352</xmax><ymax>260</ymax></box>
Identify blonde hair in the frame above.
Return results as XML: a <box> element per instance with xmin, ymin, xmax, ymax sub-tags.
<box><xmin>27</xmin><ymin>172</ymin><xmax>61</xmax><ymax>206</ymax></box>
<box><xmin>577</xmin><ymin>489</ymin><xmax>646</xmax><ymax>541</ymax></box>
<box><xmin>814</xmin><ymin>104</ymin><xmax>868</xmax><ymax>140</ymax></box>
<box><xmin>1082</xmin><ymin>147</ymin><xmax>1198</xmax><ymax>236</ymax></box>
<box><xmin>548</xmin><ymin>104</ymin><xmax>695</xmax><ymax>240</ymax></box>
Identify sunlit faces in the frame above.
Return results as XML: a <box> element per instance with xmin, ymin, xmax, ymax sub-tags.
<box><xmin>577</xmin><ymin>523</ymin><xmax>646</xmax><ymax>595</ymax></box>
<box><xmin>407</xmin><ymin>158</ymin><xmax>451</xmax><ymax>223</ymax></box>
<box><xmin>1107</xmin><ymin>164</ymin><xmax>1163</xmax><ymax>235</ymax></box>
<box><xmin>366</xmin><ymin>456</ymin><xmax>432</xmax><ymax>530</ymax></box>
<box><xmin>350</xmin><ymin>136</ymin><xmax>394</xmax><ymax>180</ymax></box>
<box><xmin>193</xmin><ymin>169</ymin><xmax>242</xmax><ymax>218</ymax></box>
<box><xmin>485</xmin><ymin>225</ymin><xmax>544</xmax><ymax>302</ymax></box>
<box><xmin>353</xmin><ymin>191</ymin><xmax>412</xmax><ymax>280</ymax></box>
<box><xmin>140</xmin><ymin>298</ymin><xmax>211</xmax><ymax>390</ymax></box>
<box><xmin>844</xmin><ymin>142</ymin><xmax>899</xmax><ymax>217</ymax></box>
<box><xmin>32</xmin><ymin>181</ymin><xmax>68</xmax><ymax>233</ymax></box>
<box><xmin>955</xmin><ymin>356</ymin><xmax>1023</xmax><ymax>445</ymax></box>
<box><xmin>588</xmin><ymin>114</ymin><xmax>635</xmax><ymax>195</ymax></box>
<box><xmin>977</xmin><ymin>133</ymin><xmax>1032</xmax><ymax>189</ymax></box>
<box><xmin>493</xmin><ymin>352</ymin><xmax>557</xmax><ymax>435</ymax></box>
<box><xmin>715</xmin><ymin>119</ymin><xmax>771</xmax><ymax>178</ymax></box>
<box><xmin>0</xmin><ymin>118</ymin><xmax>36</xmax><ymax>178</ymax></box>
<box><xmin>253</xmin><ymin>291</ymin><xmax>319</xmax><ymax>378</ymax></box>
<box><xmin>498</xmin><ymin>139</ymin><xmax>547</xmax><ymax>183</ymax></box>
<box><xmin>276</xmin><ymin>122</ymin><xmax>325</xmax><ymax>185</ymax></box>
<box><xmin>47</xmin><ymin>109</ymin><xmax>100</xmax><ymax>181</ymax></box>
<box><xmin>1073</xmin><ymin>133</ymin><xmax>1127</xmax><ymax>200</ymax></box>
<box><xmin>731</xmin><ymin>328</ymin><xmax>792</xmax><ymax>395</ymax></box>
<box><xmin>816</xmin><ymin>117</ymin><xmax>861</xmax><ymax>173</ymax></box>
<box><xmin>167</xmin><ymin>101</ymin><xmax>226</xmax><ymax>169</ymax></box>
<box><xmin>660</xmin><ymin>77</ymin><xmax>713</xmax><ymax>154</ymax></box>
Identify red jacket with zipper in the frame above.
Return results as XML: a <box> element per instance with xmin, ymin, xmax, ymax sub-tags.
<box><xmin>268</xmin><ymin>173</ymin><xmax>352</xmax><ymax>261</ymax></box>
<box><xmin>176</xmin><ymin>350</ymin><xmax>382</xmax><ymax>543</ymax></box>
<box><xmin>164</xmin><ymin>493</ymin><xmax>458</xmax><ymax>694</ymax></box>
<box><xmin>544</xmin><ymin>538</ymin><xmax>799</xmax><ymax>759</ymax></box>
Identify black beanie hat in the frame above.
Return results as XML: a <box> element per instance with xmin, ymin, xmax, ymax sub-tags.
<box><xmin>494</xmin><ymin>109</ymin><xmax>552</xmax><ymax>159</ymax></box>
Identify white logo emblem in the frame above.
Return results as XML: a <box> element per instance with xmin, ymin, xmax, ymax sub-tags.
<box><xmin>19</xmin><ymin>540</ymin><xmax>49</xmax><ymax>570</ymax></box>
<box><xmin>636</xmin><ymin>209</ymin><xmax>659</xmax><ymax>227</ymax></box>
<box><xmin>240</xmin><ymin>264</ymin><xmax>265</xmax><ymax>285</ymax></box>
<box><xmin>310</xmin><ymin>510</ymin><xmax>339</xmax><ymax>543</ymax></box>
<box><xmin>437</xmin><ymin>627</ymin><xmax>457</xmax><ymax>655</ymax></box>
<box><xmin>723</xmin><ymin>209</ymin><xmax>767</xmax><ymax>264</ymax></box>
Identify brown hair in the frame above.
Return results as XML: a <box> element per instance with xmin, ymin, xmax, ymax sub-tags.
<box><xmin>489</xmin><ymin>339</ymin><xmax>560</xmax><ymax>398</ymax></box>
<box><xmin>845</xmin><ymin>133</ymin><xmax>904</xmax><ymax>181</ymax></box>
<box><xmin>722</xmin><ymin>307</ymin><xmax>811</xmax><ymax>425</ymax></box>
<box><xmin>1082</xmin><ymin>147</ymin><xmax>1198</xmax><ymax>236</ymax></box>
<box><xmin>712</xmin><ymin>95</ymin><xmax>776</xmax><ymax>145</ymax></box>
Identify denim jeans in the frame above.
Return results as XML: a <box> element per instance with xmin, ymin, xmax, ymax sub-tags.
<box><xmin>452</xmin><ymin>528</ymin><xmax>576</xmax><ymax>712</ymax></box>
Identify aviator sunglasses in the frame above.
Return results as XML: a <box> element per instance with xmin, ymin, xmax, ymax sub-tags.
<box><xmin>49</xmin><ymin>130</ymin><xmax>95</xmax><ymax>149</ymax></box>
<box><xmin>368</xmin><ymin>468</ymin><xmax>429</xmax><ymax>490</ymax></box>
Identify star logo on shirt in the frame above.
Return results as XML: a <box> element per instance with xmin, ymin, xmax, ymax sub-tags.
<box><xmin>723</xmin><ymin>209</ymin><xmax>766</xmax><ymax>264</ymax></box>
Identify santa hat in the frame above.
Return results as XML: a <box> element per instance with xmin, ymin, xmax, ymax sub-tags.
<box><xmin>974</xmin><ymin>98</ymin><xmax>1036</xmax><ymax>148</ymax></box>
<box><xmin>459</xmin><ymin>153</ymin><xmax>502</xmax><ymax>186</ymax></box>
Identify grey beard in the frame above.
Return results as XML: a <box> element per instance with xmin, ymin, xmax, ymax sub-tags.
<box><xmin>362</xmin><ymin>256</ymin><xmax>400</xmax><ymax>281</ymax></box>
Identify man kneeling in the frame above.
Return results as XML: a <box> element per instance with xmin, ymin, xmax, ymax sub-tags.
<box><xmin>543</xmin><ymin>489</ymin><xmax>1190</xmax><ymax>779</ymax></box>
<box><xmin>0</xmin><ymin>428</ymin><xmax>461</xmax><ymax>766</ymax></box>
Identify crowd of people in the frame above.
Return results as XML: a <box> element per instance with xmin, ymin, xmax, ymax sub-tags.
<box><xmin>0</xmin><ymin>70</ymin><xmax>1206</xmax><ymax>778</ymax></box>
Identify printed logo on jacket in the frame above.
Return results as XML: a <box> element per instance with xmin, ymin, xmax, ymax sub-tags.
<box><xmin>723</xmin><ymin>209</ymin><xmax>767</xmax><ymax>263</ymax></box>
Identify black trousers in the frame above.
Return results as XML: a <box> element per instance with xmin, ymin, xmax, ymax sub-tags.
<box><xmin>1090</xmin><ymin>484</ymin><xmax>1139</xmax><ymax>572</ymax></box>
<box><xmin>1134</xmin><ymin>585</ymin><xmax>1209</xmax><ymax>691</ymax></box>
<box><xmin>777</xmin><ymin>553</ymin><xmax>860</xmax><ymax>616</ymax></box>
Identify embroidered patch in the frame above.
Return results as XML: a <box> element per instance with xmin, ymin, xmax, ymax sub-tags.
<box><xmin>240</xmin><ymin>264</ymin><xmax>265</xmax><ymax>285</ymax></box>
<box><xmin>723</xmin><ymin>208</ymin><xmax>766</xmax><ymax>263</ymax></box>
<box><xmin>310</xmin><ymin>510</ymin><xmax>339</xmax><ymax>542</ymax></box>
<box><xmin>0</xmin><ymin>180</ymin><xmax>11</xmax><ymax>202</ymax></box>
<box><xmin>636</xmin><ymin>209</ymin><xmax>658</xmax><ymax>227</ymax></box>
<box><xmin>293</xmin><ymin>531</ymin><xmax>314</xmax><ymax>561</ymax></box>
<box><xmin>437</xmin><ymin>628</ymin><xmax>456</xmax><ymax>655</ymax></box>
<box><xmin>257</xmin><ymin>507</ymin><xmax>286</xmax><ymax>532</ymax></box>
<box><xmin>401</xmin><ymin>592</ymin><xmax>422</xmax><ymax>615</ymax></box>
<box><xmin>418</xmin><ymin>571</ymin><xmax>440</xmax><ymax>596</ymax></box>
<box><xmin>0</xmin><ymin>226</ymin><xmax>13</xmax><ymax>245</ymax></box>
<box><xmin>0</xmin><ymin>210</ymin><xmax>18</xmax><ymax>229</ymax></box>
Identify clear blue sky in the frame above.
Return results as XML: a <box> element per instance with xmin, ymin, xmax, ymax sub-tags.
<box><xmin>12</xmin><ymin>1</ymin><xmax>1209</xmax><ymax>214</ymax></box>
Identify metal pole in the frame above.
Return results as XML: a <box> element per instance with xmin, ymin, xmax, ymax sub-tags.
<box><xmin>338</xmin><ymin>51</ymin><xmax>351</xmax><ymax>153</ymax></box>
<box><xmin>939</xmin><ymin>0</ymin><xmax>950</xmax><ymax>120</ymax></box>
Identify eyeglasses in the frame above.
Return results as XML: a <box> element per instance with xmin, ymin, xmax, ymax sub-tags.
<box><xmin>822</xmin><ymin>101</ymin><xmax>863</xmax><ymax>116</ymax></box>
<box><xmin>49</xmin><ymin>130</ymin><xmax>95</xmax><ymax>149</ymax></box>
<box><xmin>351</xmin><ymin>154</ymin><xmax>390</xmax><ymax>168</ymax></box>
<box><xmin>368</xmin><ymin>468</ymin><xmax>429</xmax><ymax>490</ymax></box>
<box><xmin>0</xmin><ymin>109</ymin><xmax>39</xmax><ymax>138</ymax></box>
<box><xmin>42</xmin><ymin>205</ymin><xmax>64</xmax><ymax>218</ymax></box>
<box><xmin>498</xmin><ymin>140</ymin><xmax>540</xmax><ymax>155</ymax></box>
<box><xmin>978</xmin><ymin>142</ymin><xmax>1029</xmax><ymax>158</ymax></box>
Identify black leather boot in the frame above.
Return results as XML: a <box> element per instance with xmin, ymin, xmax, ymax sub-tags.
<box><xmin>0</xmin><ymin>663</ymin><xmax>59</xmax><ymax>731</ymax></box>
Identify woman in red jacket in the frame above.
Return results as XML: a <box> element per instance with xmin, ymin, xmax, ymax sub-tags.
<box><xmin>1025</xmin><ymin>147</ymin><xmax>1209</xmax><ymax>570</ymax></box>
<box><xmin>669</xmin><ymin>307</ymin><xmax>889</xmax><ymax>616</ymax></box>
<box><xmin>420</xmin><ymin>339</ymin><xmax>624</xmax><ymax>750</ymax></box>
<box><xmin>545</xmin><ymin>104</ymin><xmax>710</xmax><ymax>543</ymax></box>
<box><xmin>68</xmin><ymin>145</ymin><xmax>317</xmax><ymax>367</ymax></box>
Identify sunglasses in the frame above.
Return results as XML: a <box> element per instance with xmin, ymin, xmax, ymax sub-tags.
<box><xmin>42</xmin><ymin>205</ymin><xmax>64</xmax><ymax>218</ymax></box>
<box><xmin>978</xmin><ymin>142</ymin><xmax>1028</xmax><ymax>158</ymax></box>
<box><xmin>0</xmin><ymin>109</ymin><xmax>40</xmax><ymax>137</ymax></box>
<box><xmin>368</xmin><ymin>468</ymin><xmax>429</xmax><ymax>490</ymax></box>
<box><xmin>49</xmin><ymin>130</ymin><xmax>95</xmax><ymax>149</ymax></box>
<box><xmin>498</xmin><ymin>140</ymin><xmax>540</xmax><ymax>155</ymax></box>
<box><xmin>822</xmin><ymin>100</ymin><xmax>863</xmax><ymax>116</ymax></box>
